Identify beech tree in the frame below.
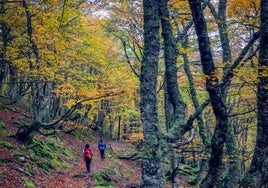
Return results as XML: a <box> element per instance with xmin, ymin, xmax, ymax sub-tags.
<box><xmin>140</xmin><ymin>0</ymin><xmax>164</xmax><ymax>186</ymax></box>
<box><xmin>1</xmin><ymin>0</ymin><xmax>136</xmax><ymax>143</ymax></box>
<box><xmin>242</xmin><ymin>0</ymin><xmax>268</xmax><ymax>186</ymax></box>
<box><xmin>141</xmin><ymin>0</ymin><xmax>200</xmax><ymax>186</ymax></box>
<box><xmin>186</xmin><ymin>0</ymin><xmax>260</xmax><ymax>186</ymax></box>
<box><xmin>187</xmin><ymin>1</ymin><xmax>229</xmax><ymax>187</ymax></box>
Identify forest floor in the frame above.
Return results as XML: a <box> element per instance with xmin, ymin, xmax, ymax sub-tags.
<box><xmin>0</xmin><ymin>101</ymin><xmax>193</xmax><ymax>188</ymax></box>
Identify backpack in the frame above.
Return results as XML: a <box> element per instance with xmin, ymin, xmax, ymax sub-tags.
<box><xmin>98</xmin><ymin>142</ymin><xmax>106</xmax><ymax>150</ymax></box>
<box><xmin>84</xmin><ymin>149</ymin><xmax>92</xmax><ymax>159</ymax></box>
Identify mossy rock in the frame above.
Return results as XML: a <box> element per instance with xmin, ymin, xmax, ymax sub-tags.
<box><xmin>92</xmin><ymin>172</ymin><xmax>115</xmax><ymax>187</ymax></box>
<box><xmin>0</xmin><ymin>121</ymin><xmax>6</xmax><ymax>130</ymax></box>
<box><xmin>28</xmin><ymin>137</ymin><xmax>72</xmax><ymax>174</ymax></box>
<box><xmin>22</xmin><ymin>177</ymin><xmax>36</xmax><ymax>188</ymax></box>
<box><xmin>0</xmin><ymin>121</ymin><xmax>8</xmax><ymax>135</ymax></box>
<box><xmin>0</xmin><ymin>140</ymin><xmax>14</xmax><ymax>149</ymax></box>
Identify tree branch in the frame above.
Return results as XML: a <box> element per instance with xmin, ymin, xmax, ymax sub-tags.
<box><xmin>172</xmin><ymin>128</ymin><xmax>195</xmax><ymax>148</ymax></box>
<box><xmin>42</xmin><ymin>92</ymin><xmax>123</xmax><ymax>127</ymax></box>
<box><xmin>220</xmin><ymin>30</ymin><xmax>260</xmax><ymax>88</ymax></box>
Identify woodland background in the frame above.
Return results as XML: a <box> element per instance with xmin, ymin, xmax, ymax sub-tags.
<box><xmin>0</xmin><ymin>0</ymin><xmax>267</xmax><ymax>187</ymax></box>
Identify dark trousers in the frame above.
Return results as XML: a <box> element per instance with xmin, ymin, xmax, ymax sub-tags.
<box><xmin>85</xmin><ymin>157</ymin><xmax>91</xmax><ymax>172</ymax></box>
<box><xmin>99</xmin><ymin>149</ymin><xmax>105</xmax><ymax>159</ymax></box>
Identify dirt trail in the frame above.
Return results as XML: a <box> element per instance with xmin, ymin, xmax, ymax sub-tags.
<box><xmin>34</xmin><ymin>140</ymin><xmax>114</xmax><ymax>188</ymax></box>
<box><xmin>0</xmin><ymin>109</ymin><xmax>140</xmax><ymax>188</ymax></box>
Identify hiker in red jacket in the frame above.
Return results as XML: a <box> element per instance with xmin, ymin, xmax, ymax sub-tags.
<box><xmin>83</xmin><ymin>144</ymin><xmax>93</xmax><ymax>173</ymax></box>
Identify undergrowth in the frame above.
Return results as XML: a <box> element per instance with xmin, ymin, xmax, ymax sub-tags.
<box><xmin>28</xmin><ymin>135</ymin><xmax>73</xmax><ymax>175</ymax></box>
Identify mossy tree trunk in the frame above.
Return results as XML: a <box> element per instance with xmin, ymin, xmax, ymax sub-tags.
<box><xmin>182</xmin><ymin>36</ymin><xmax>210</xmax><ymax>185</ymax></box>
<box><xmin>140</xmin><ymin>0</ymin><xmax>166</xmax><ymax>187</ymax></box>
<box><xmin>160</xmin><ymin>0</ymin><xmax>187</xmax><ymax>187</ymax></box>
<box><xmin>141</xmin><ymin>0</ymin><xmax>208</xmax><ymax>186</ymax></box>
<box><xmin>208</xmin><ymin>0</ymin><xmax>241</xmax><ymax>186</ymax></box>
<box><xmin>16</xmin><ymin>121</ymin><xmax>41</xmax><ymax>144</ymax></box>
<box><xmin>187</xmin><ymin>0</ymin><xmax>230</xmax><ymax>187</ymax></box>
<box><xmin>242</xmin><ymin>1</ymin><xmax>268</xmax><ymax>187</ymax></box>
<box><xmin>22</xmin><ymin>0</ymin><xmax>45</xmax><ymax>123</ymax></box>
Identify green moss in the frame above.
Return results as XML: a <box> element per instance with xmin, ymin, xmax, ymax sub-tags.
<box><xmin>28</xmin><ymin>137</ymin><xmax>73</xmax><ymax>174</ymax></box>
<box><xmin>0</xmin><ymin>121</ymin><xmax>7</xmax><ymax>135</ymax></box>
<box><xmin>14</xmin><ymin>152</ymin><xmax>26</xmax><ymax>158</ymax></box>
<box><xmin>20</xmin><ymin>144</ymin><xmax>27</xmax><ymax>150</ymax></box>
<box><xmin>22</xmin><ymin>177</ymin><xmax>36</xmax><ymax>188</ymax></box>
<box><xmin>0</xmin><ymin>121</ymin><xmax>5</xmax><ymax>128</ymax></box>
<box><xmin>92</xmin><ymin>172</ymin><xmax>115</xmax><ymax>187</ymax></box>
<box><xmin>0</xmin><ymin>140</ymin><xmax>14</xmax><ymax>149</ymax></box>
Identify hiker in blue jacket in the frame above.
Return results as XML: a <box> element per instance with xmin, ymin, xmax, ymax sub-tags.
<box><xmin>98</xmin><ymin>140</ymin><xmax>106</xmax><ymax>159</ymax></box>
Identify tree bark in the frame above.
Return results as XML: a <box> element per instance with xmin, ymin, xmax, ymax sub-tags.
<box><xmin>0</xmin><ymin>0</ymin><xmax>11</xmax><ymax>93</ymax></box>
<box><xmin>208</xmin><ymin>1</ymin><xmax>241</xmax><ymax>186</ymax></box>
<box><xmin>182</xmin><ymin>36</ymin><xmax>210</xmax><ymax>185</ymax></box>
<box><xmin>160</xmin><ymin>0</ymin><xmax>186</xmax><ymax>122</ymax></box>
<box><xmin>159</xmin><ymin>0</ymin><xmax>187</xmax><ymax>186</ymax></box>
<box><xmin>140</xmin><ymin>0</ymin><xmax>164</xmax><ymax>187</ymax></box>
<box><xmin>187</xmin><ymin>0</ymin><xmax>229</xmax><ymax>187</ymax></box>
<box><xmin>242</xmin><ymin>0</ymin><xmax>268</xmax><ymax>187</ymax></box>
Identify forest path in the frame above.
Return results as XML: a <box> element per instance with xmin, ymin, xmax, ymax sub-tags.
<box><xmin>0</xmin><ymin>106</ymin><xmax>140</xmax><ymax>188</ymax></box>
<box><xmin>33</xmin><ymin>138</ymin><xmax>133</xmax><ymax>188</ymax></box>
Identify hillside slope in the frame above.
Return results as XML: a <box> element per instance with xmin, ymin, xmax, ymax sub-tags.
<box><xmin>0</xmin><ymin>102</ymin><xmax>193</xmax><ymax>188</ymax></box>
<box><xmin>0</xmin><ymin>103</ymin><xmax>141</xmax><ymax>188</ymax></box>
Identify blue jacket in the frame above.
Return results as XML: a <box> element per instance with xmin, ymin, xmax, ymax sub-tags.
<box><xmin>98</xmin><ymin>141</ymin><xmax>106</xmax><ymax>150</ymax></box>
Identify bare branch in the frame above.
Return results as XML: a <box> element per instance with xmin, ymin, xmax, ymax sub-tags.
<box><xmin>187</xmin><ymin>98</ymin><xmax>210</xmax><ymax>126</ymax></box>
<box><xmin>220</xmin><ymin>30</ymin><xmax>260</xmax><ymax>88</ymax></box>
<box><xmin>42</xmin><ymin>92</ymin><xmax>122</xmax><ymax>127</ymax></box>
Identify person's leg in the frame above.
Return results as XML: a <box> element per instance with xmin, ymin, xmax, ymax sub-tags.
<box><xmin>86</xmin><ymin>158</ymin><xmax>91</xmax><ymax>172</ymax></box>
<box><xmin>88</xmin><ymin>159</ymin><xmax>91</xmax><ymax>172</ymax></box>
<box><xmin>100</xmin><ymin>150</ymin><xmax>105</xmax><ymax>159</ymax></box>
<box><xmin>102</xmin><ymin>150</ymin><xmax>105</xmax><ymax>159</ymax></box>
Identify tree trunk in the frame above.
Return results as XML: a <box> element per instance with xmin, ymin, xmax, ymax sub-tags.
<box><xmin>7</xmin><ymin>65</ymin><xmax>17</xmax><ymax>99</ymax></box>
<box><xmin>0</xmin><ymin>0</ymin><xmax>10</xmax><ymax>93</ymax></box>
<box><xmin>22</xmin><ymin>0</ymin><xmax>44</xmax><ymax>122</ymax></box>
<box><xmin>160</xmin><ymin>0</ymin><xmax>186</xmax><ymax>122</ymax></box>
<box><xmin>242</xmin><ymin>0</ymin><xmax>268</xmax><ymax>186</ymax></box>
<box><xmin>187</xmin><ymin>0</ymin><xmax>229</xmax><ymax>187</ymax></box>
<box><xmin>182</xmin><ymin>37</ymin><xmax>210</xmax><ymax>185</ymax></box>
<box><xmin>213</xmin><ymin>1</ymin><xmax>241</xmax><ymax>186</ymax></box>
<box><xmin>140</xmin><ymin>0</ymin><xmax>164</xmax><ymax>187</ymax></box>
<box><xmin>108</xmin><ymin>114</ymin><xmax>114</xmax><ymax>139</ymax></box>
<box><xmin>160</xmin><ymin>0</ymin><xmax>187</xmax><ymax>186</ymax></box>
<box><xmin>117</xmin><ymin>116</ymin><xmax>121</xmax><ymax>141</ymax></box>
